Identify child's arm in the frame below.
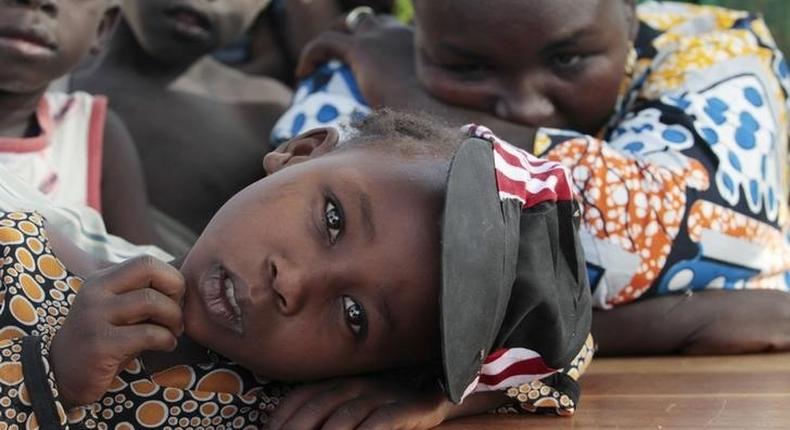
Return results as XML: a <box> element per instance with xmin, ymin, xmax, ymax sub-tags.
<box><xmin>593</xmin><ymin>289</ymin><xmax>790</xmax><ymax>356</ymax></box>
<box><xmin>269</xmin><ymin>338</ymin><xmax>592</xmax><ymax>429</ymax></box>
<box><xmin>267</xmin><ymin>378</ymin><xmax>565</xmax><ymax>429</ymax></box>
<box><xmin>100</xmin><ymin>110</ymin><xmax>158</xmax><ymax>246</ymax></box>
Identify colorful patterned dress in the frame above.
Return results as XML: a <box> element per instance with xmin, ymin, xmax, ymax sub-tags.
<box><xmin>536</xmin><ymin>1</ymin><xmax>790</xmax><ymax>307</ymax></box>
<box><xmin>272</xmin><ymin>2</ymin><xmax>790</xmax><ymax>309</ymax></box>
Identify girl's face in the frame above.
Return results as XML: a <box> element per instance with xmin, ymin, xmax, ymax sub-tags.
<box><xmin>180</xmin><ymin>144</ymin><xmax>444</xmax><ymax>381</ymax></box>
<box><xmin>414</xmin><ymin>0</ymin><xmax>637</xmax><ymax>135</ymax></box>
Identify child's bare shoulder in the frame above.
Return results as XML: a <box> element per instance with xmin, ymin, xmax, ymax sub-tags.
<box><xmin>172</xmin><ymin>57</ymin><xmax>293</xmax><ymax>106</ymax></box>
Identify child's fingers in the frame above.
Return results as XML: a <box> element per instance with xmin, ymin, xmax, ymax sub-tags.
<box><xmin>277</xmin><ymin>385</ymin><xmax>371</xmax><ymax>430</ymax></box>
<box><xmin>115</xmin><ymin>323</ymin><xmax>178</xmax><ymax>358</ymax></box>
<box><xmin>320</xmin><ymin>396</ymin><xmax>386</xmax><ymax>430</ymax></box>
<box><xmin>295</xmin><ymin>31</ymin><xmax>356</xmax><ymax>78</ymax></box>
<box><xmin>108</xmin><ymin>288</ymin><xmax>184</xmax><ymax>336</ymax></box>
<box><xmin>357</xmin><ymin>403</ymin><xmax>417</xmax><ymax>430</ymax></box>
<box><xmin>98</xmin><ymin>256</ymin><xmax>185</xmax><ymax>303</ymax></box>
<box><xmin>267</xmin><ymin>383</ymin><xmax>325</xmax><ymax>429</ymax></box>
<box><xmin>268</xmin><ymin>381</ymin><xmax>348</xmax><ymax>430</ymax></box>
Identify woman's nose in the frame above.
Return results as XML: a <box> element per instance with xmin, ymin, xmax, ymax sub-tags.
<box><xmin>496</xmin><ymin>84</ymin><xmax>557</xmax><ymax>128</ymax></box>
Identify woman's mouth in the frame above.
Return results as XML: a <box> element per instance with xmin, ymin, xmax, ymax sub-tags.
<box><xmin>198</xmin><ymin>265</ymin><xmax>244</xmax><ymax>335</ymax></box>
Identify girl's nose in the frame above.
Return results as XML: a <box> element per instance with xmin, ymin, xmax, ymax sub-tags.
<box><xmin>270</xmin><ymin>260</ymin><xmax>321</xmax><ymax>317</ymax></box>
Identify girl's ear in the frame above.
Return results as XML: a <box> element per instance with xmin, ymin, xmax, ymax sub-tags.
<box><xmin>91</xmin><ymin>6</ymin><xmax>121</xmax><ymax>55</ymax></box>
<box><xmin>263</xmin><ymin>127</ymin><xmax>341</xmax><ymax>175</ymax></box>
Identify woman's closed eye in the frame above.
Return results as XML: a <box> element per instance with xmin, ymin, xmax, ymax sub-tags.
<box><xmin>550</xmin><ymin>53</ymin><xmax>585</xmax><ymax>71</ymax></box>
<box><xmin>342</xmin><ymin>296</ymin><xmax>368</xmax><ymax>337</ymax></box>
<box><xmin>443</xmin><ymin>62</ymin><xmax>493</xmax><ymax>80</ymax></box>
<box><xmin>324</xmin><ymin>198</ymin><xmax>344</xmax><ymax>244</ymax></box>
<box><xmin>551</xmin><ymin>53</ymin><xmax>582</xmax><ymax>67</ymax></box>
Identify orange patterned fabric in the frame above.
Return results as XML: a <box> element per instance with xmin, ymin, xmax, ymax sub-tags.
<box><xmin>0</xmin><ymin>211</ymin><xmax>286</xmax><ymax>429</ymax></box>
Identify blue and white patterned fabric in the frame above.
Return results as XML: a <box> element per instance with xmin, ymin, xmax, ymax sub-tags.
<box><xmin>271</xmin><ymin>61</ymin><xmax>370</xmax><ymax>147</ymax></box>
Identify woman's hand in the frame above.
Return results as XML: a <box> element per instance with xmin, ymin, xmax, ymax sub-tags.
<box><xmin>267</xmin><ymin>376</ymin><xmax>454</xmax><ymax>430</ymax></box>
<box><xmin>50</xmin><ymin>256</ymin><xmax>185</xmax><ymax>408</ymax></box>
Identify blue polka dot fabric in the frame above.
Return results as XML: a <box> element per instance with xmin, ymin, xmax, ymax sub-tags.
<box><xmin>271</xmin><ymin>61</ymin><xmax>371</xmax><ymax>146</ymax></box>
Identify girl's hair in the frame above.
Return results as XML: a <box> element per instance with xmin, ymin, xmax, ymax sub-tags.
<box><xmin>340</xmin><ymin>109</ymin><xmax>463</xmax><ymax>161</ymax></box>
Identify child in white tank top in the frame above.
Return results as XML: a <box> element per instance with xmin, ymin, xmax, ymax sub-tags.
<box><xmin>0</xmin><ymin>0</ymin><xmax>156</xmax><ymax>246</ymax></box>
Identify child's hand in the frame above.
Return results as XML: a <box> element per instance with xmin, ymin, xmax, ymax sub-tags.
<box><xmin>267</xmin><ymin>376</ymin><xmax>453</xmax><ymax>430</ymax></box>
<box><xmin>296</xmin><ymin>15</ymin><xmax>420</xmax><ymax>109</ymax></box>
<box><xmin>51</xmin><ymin>256</ymin><xmax>185</xmax><ymax>408</ymax></box>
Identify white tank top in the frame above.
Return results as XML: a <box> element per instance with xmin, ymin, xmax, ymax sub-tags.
<box><xmin>0</xmin><ymin>91</ymin><xmax>106</xmax><ymax>212</ymax></box>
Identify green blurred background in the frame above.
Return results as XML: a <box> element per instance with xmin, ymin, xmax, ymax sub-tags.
<box><xmin>649</xmin><ymin>0</ymin><xmax>789</xmax><ymax>55</ymax></box>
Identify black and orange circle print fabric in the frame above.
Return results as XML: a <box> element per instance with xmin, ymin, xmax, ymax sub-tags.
<box><xmin>0</xmin><ymin>211</ymin><xmax>286</xmax><ymax>430</ymax></box>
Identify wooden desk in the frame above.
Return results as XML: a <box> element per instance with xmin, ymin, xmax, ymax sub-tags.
<box><xmin>440</xmin><ymin>353</ymin><xmax>790</xmax><ymax>429</ymax></box>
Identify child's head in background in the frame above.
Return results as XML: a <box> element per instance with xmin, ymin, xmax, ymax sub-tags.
<box><xmin>122</xmin><ymin>0</ymin><xmax>270</xmax><ymax>66</ymax></box>
<box><xmin>0</xmin><ymin>0</ymin><xmax>120</xmax><ymax>93</ymax></box>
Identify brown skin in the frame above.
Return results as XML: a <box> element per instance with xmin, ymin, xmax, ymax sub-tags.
<box><xmin>0</xmin><ymin>0</ymin><xmax>156</xmax><ymax>245</ymax></box>
<box><xmin>233</xmin><ymin>0</ymin><xmax>395</xmax><ymax>85</ymax></box>
<box><xmin>50</xmin><ymin>128</ymin><xmax>445</xmax><ymax>403</ymax></box>
<box><xmin>51</xmin><ymin>256</ymin><xmax>186</xmax><ymax>408</ymax></box>
<box><xmin>296</xmin><ymin>15</ymin><xmax>537</xmax><ymax>149</ymax></box>
<box><xmin>593</xmin><ymin>290</ymin><xmax>790</xmax><ymax>356</ymax></box>
<box><xmin>121</xmin><ymin>0</ymin><xmax>267</xmax><ymax>66</ymax></box>
<box><xmin>181</xmin><ymin>130</ymin><xmax>444</xmax><ymax>380</ymax></box>
<box><xmin>414</xmin><ymin>0</ymin><xmax>637</xmax><ymax>134</ymax></box>
<box><xmin>72</xmin><ymin>0</ymin><xmax>290</xmax><ymax>234</ymax></box>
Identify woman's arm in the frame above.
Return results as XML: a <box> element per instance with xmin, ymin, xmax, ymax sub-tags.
<box><xmin>593</xmin><ymin>290</ymin><xmax>790</xmax><ymax>356</ymax></box>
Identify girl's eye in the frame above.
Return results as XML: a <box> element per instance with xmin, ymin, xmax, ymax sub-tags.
<box><xmin>324</xmin><ymin>199</ymin><xmax>344</xmax><ymax>243</ymax></box>
<box><xmin>342</xmin><ymin>296</ymin><xmax>367</xmax><ymax>336</ymax></box>
<box><xmin>551</xmin><ymin>53</ymin><xmax>583</xmax><ymax>69</ymax></box>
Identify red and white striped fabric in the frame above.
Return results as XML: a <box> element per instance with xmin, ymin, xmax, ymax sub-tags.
<box><xmin>463</xmin><ymin>124</ymin><xmax>574</xmax><ymax>208</ymax></box>
<box><xmin>457</xmin><ymin>124</ymin><xmax>576</xmax><ymax>401</ymax></box>
<box><xmin>461</xmin><ymin>347</ymin><xmax>559</xmax><ymax>400</ymax></box>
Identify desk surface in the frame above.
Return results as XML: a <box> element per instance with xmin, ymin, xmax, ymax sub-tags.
<box><xmin>440</xmin><ymin>353</ymin><xmax>790</xmax><ymax>429</ymax></box>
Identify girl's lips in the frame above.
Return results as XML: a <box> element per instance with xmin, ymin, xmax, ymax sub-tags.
<box><xmin>198</xmin><ymin>265</ymin><xmax>245</xmax><ymax>335</ymax></box>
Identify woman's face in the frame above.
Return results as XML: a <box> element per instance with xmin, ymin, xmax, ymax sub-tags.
<box><xmin>122</xmin><ymin>0</ymin><xmax>268</xmax><ymax>65</ymax></box>
<box><xmin>414</xmin><ymin>0</ymin><xmax>637</xmax><ymax>135</ymax></box>
<box><xmin>180</xmin><ymin>146</ymin><xmax>444</xmax><ymax>381</ymax></box>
